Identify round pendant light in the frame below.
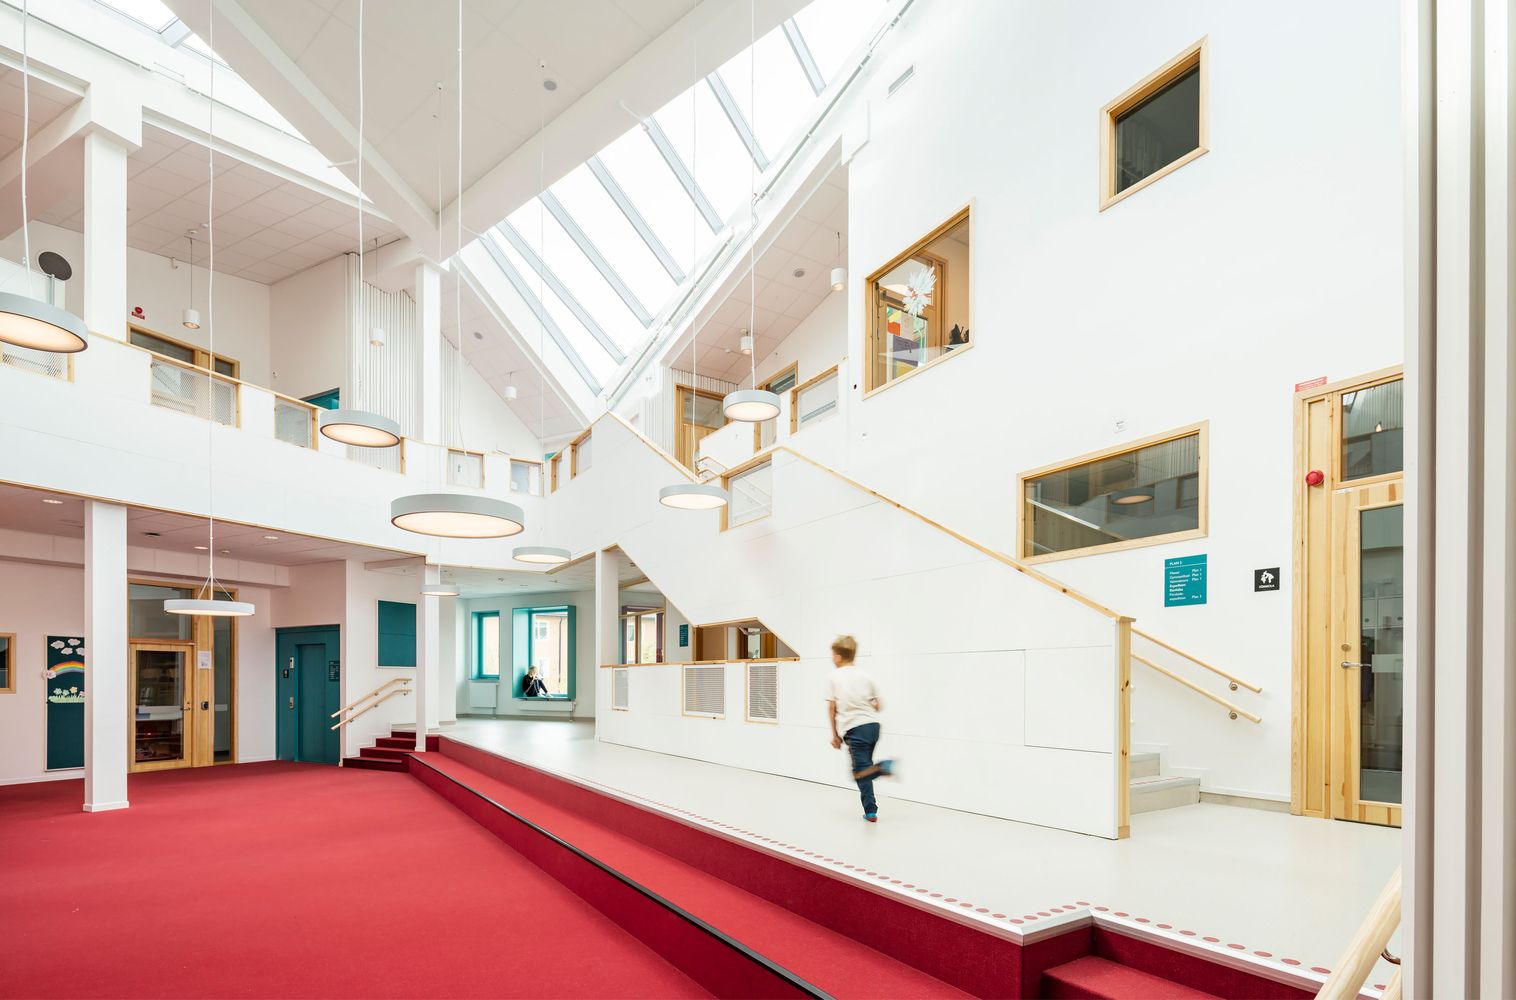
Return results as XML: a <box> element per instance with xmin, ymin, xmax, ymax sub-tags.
<box><xmin>181</xmin><ymin>231</ymin><xmax>200</xmax><ymax>329</ymax></box>
<box><xmin>513</xmin><ymin>545</ymin><xmax>571</xmax><ymax>565</ymax></box>
<box><xmin>420</xmin><ymin>580</ymin><xmax>460</xmax><ymax>597</ymax></box>
<box><xmin>659</xmin><ymin>482</ymin><xmax>729</xmax><ymax>510</ymax></box>
<box><xmin>181</xmin><ymin>307</ymin><xmax>201</xmax><ymax>330</ymax></box>
<box><xmin>0</xmin><ymin>292</ymin><xmax>88</xmax><ymax>352</ymax></box>
<box><xmin>165</xmin><ymin>598</ymin><xmax>256</xmax><ymax>618</ymax></box>
<box><xmin>391</xmin><ymin>493</ymin><xmax>525</xmax><ymax>538</ymax></box>
<box><xmin>722</xmin><ymin>387</ymin><xmax>781</xmax><ymax>423</ymax></box>
<box><xmin>319</xmin><ymin>408</ymin><xmax>402</xmax><ymax>448</ymax></box>
<box><xmin>830</xmin><ymin>266</ymin><xmax>846</xmax><ymax>293</ymax></box>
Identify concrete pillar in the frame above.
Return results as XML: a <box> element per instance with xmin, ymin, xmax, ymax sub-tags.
<box><xmin>416</xmin><ymin>261</ymin><xmax>444</xmax><ymax>445</ymax></box>
<box><xmin>438</xmin><ymin>595</ymin><xmax>458</xmax><ymax>725</ymax></box>
<box><xmin>593</xmin><ymin>548</ymin><xmax>620</xmax><ymax>731</ymax></box>
<box><xmin>82</xmin><ymin>131</ymin><xmax>129</xmax><ymax>340</ymax></box>
<box><xmin>82</xmin><ymin>501</ymin><xmax>128</xmax><ymax>812</ymax></box>
<box><xmin>416</xmin><ymin>562</ymin><xmax>440</xmax><ymax>749</ymax></box>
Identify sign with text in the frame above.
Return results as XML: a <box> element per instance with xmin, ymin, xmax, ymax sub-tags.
<box><xmin>678</xmin><ymin>623</ymin><xmax>689</xmax><ymax>648</ymax></box>
<box><xmin>1295</xmin><ymin>375</ymin><xmax>1328</xmax><ymax>393</ymax></box>
<box><xmin>1254</xmin><ymin>567</ymin><xmax>1281</xmax><ymax>592</ymax></box>
<box><xmin>1164</xmin><ymin>555</ymin><xmax>1208</xmax><ymax>607</ymax></box>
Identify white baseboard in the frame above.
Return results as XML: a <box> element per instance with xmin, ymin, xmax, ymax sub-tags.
<box><xmin>82</xmin><ymin>800</ymin><xmax>130</xmax><ymax>812</ymax></box>
<box><xmin>0</xmin><ymin>770</ymin><xmax>84</xmax><ymax>786</ymax></box>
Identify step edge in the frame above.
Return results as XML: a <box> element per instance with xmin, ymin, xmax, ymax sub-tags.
<box><xmin>1041</xmin><ymin>954</ymin><xmax>1220</xmax><ymax>999</ymax></box>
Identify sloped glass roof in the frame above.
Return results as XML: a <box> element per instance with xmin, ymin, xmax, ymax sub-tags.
<box><xmin>471</xmin><ymin>0</ymin><xmax>883</xmax><ymax>399</ymax></box>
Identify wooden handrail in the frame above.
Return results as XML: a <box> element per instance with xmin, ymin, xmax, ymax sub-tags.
<box><xmin>1132</xmin><ymin>627</ymin><xmax>1262</xmax><ymax>693</ymax></box>
<box><xmin>1318</xmin><ymin>866</ymin><xmax>1401</xmax><ymax>1000</ymax></box>
<box><xmin>600</xmin><ymin>657</ymin><xmax>801</xmax><ymax>669</ymax></box>
<box><xmin>1132</xmin><ymin>654</ymin><xmax>1261</xmax><ymax>723</ymax></box>
<box><xmin>331</xmin><ymin>677</ymin><xmax>411</xmax><ymax>719</ymax></box>
<box><xmin>776</xmin><ymin>446</ymin><xmax>1123</xmax><ymax>621</ymax></box>
<box><xmin>331</xmin><ymin>686</ymin><xmax>411</xmax><ymax>730</ymax></box>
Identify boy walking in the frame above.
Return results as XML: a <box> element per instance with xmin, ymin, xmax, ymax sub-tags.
<box><xmin>824</xmin><ymin>635</ymin><xmax>895</xmax><ymax>822</ymax></box>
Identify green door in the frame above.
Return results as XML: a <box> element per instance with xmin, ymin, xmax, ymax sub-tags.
<box><xmin>276</xmin><ymin>626</ymin><xmax>340</xmax><ymax>765</ymax></box>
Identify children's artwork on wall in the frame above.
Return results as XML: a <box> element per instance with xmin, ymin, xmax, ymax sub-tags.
<box><xmin>45</xmin><ymin>635</ymin><xmax>86</xmax><ymax>770</ymax></box>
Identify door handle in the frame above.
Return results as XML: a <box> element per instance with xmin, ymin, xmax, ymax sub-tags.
<box><xmin>1340</xmin><ymin>661</ymin><xmax>1369</xmax><ymax>669</ymax></box>
<box><xmin>287</xmin><ymin>696</ymin><xmax>295</xmax><ymax>709</ymax></box>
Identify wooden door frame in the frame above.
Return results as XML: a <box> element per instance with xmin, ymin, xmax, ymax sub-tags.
<box><xmin>127</xmin><ymin>577</ymin><xmax>239</xmax><ymax>769</ymax></box>
<box><xmin>128</xmin><ymin>640</ymin><xmax>196</xmax><ymax>773</ymax></box>
<box><xmin>675</xmin><ymin>384</ymin><xmax>725</xmax><ymax>469</ymax></box>
<box><xmin>1291</xmin><ymin>364</ymin><xmax>1403</xmax><ymax>819</ymax></box>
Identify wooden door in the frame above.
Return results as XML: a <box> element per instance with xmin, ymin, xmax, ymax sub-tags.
<box><xmin>1328</xmin><ymin>484</ymin><xmax>1404</xmax><ymax>825</ymax></box>
<box><xmin>130</xmin><ymin>641</ymin><xmax>195</xmax><ymax>772</ymax></box>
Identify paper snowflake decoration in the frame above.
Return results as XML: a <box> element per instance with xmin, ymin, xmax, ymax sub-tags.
<box><xmin>902</xmin><ymin>265</ymin><xmax>936</xmax><ymax>317</ymax></box>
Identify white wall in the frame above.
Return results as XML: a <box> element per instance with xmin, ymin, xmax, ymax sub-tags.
<box><xmin>339</xmin><ymin>561</ymin><xmax>425</xmax><ymax>756</ymax></box>
<box><xmin>0</xmin><ymin>221</ymin><xmax>274</xmax><ymax>383</ymax></box>
<box><xmin>269</xmin><ymin>254</ymin><xmax>347</xmax><ymax>401</ymax></box>
<box><xmin>752</xmin><ymin>280</ymin><xmax>848</xmax><ymax>389</ymax></box>
<box><xmin>456</xmin><ymin>590</ymin><xmax>597</xmax><ymax>720</ymax></box>
<box><xmin>0</xmin><ymin>559</ymin><xmax>275</xmax><ymax>783</ymax></box>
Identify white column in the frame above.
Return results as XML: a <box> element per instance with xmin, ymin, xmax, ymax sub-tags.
<box><xmin>593</xmin><ymin>548</ymin><xmax>620</xmax><ymax>730</ymax></box>
<box><xmin>83</xmin><ymin>501</ymin><xmax>128</xmax><ymax>812</ymax></box>
<box><xmin>438</xmin><ymin>595</ymin><xmax>458</xmax><ymax>725</ymax></box>
<box><xmin>82</xmin><ymin>131</ymin><xmax>129</xmax><ymax>339</ymax></box>
<box><xmin>416</xmin><ymin>261</ymin><xmax>444</xmax><ymax>445</ymax></box>
<box><xmin>416</xmin><ymin>562</ymin><xmax>440</xmax><ymax>749</ymax></box>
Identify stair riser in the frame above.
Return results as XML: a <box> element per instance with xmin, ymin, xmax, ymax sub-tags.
<box><xmin>1130</xmin><ymin>784</ymin><xmax>1201</xmax><ymax>814</ymax></box>
<box><xmin>1130</xmin><ymin>755</ymin><xmax>1161</xmax><ymax>779</ymax></box>
<box><xmin>343</xmin><ymin>756</ymin><xmax>407</xmax><ymax>772</ymax></box>
<box><xmin>360</xmin><ymin>747</ymin><xmax>412</xmax><ymax>760</ymax></box>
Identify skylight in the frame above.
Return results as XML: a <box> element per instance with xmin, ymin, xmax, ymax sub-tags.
<box><xmin>467</xmin><ymin>0</ymin><xmax>885</xmax><ymax>400</ymax></box>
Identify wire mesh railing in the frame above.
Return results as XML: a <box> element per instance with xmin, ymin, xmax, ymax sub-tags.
<box><xmin>148</xmin><ymin>355</ymin><xmax>238</xmax><ymax>426</ymax></box>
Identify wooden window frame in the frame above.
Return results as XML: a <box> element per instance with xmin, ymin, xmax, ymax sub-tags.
<box><xmin>0</xmin><ymin>632</ymin><xmax>14</xmax><ymax>694</ymax></box>
<box><xmin>680</xmin><ymin>663</ymin><xmax>726</xmax><ymax>720</ymax></box>
<box><xmin>129</xmin><ymin>322</ymin><xmax>241</xmax><ymax>380</ymax></box>
<box><xmin>611</xmin><ymin>666</ymin><xmax>631</xmax><ymax>712</ymax></box>
<box><xmin>719</xmin><ymin>455</ymin><xmax>774</xmax><ymax>532</ymax></box>
<box><xmin>509</xmin><ymin>457</ymin><xmax>545</xmax><ymax>496</ymax></box>
<box><xmin>446</xmin><ymin>447</ymin><xmax>487</xmax><ymax>488</ymax></box>
<box><xmin>568</xmin><ymin>429</ymin><xmax>592</xmax><ymax>479</ymax></box>
<box><xmin>1099</xmin><ymin>38</ymin><xmax>1209</xmax><ymax>211</ymax></box>
<box><xmin>753</xmin><ymin>363</ymin><xmax>799</xmax><ymax>451</ymax></box>
<box><xmin>619</xmin><ymin>606</ymin><xmax>666</xmax><ymax>665</ymax></box>
<box><xmin>790</xmin><ymin>365</ymin><xmax>840</xmax><ymax>434</ymax></box>
<box><xmin>863</xmin><ymin>206</ymin><xmax>973</xmax><ymax>397</ymax></box>
<box><xmin>675</xmin><ymin>384</ymin><xmax>727</xmax><ymax>470</ymax></box>
<box><xmin>1016</xmin><ymin>421</ymin><xmax>1209</xmax><ymax>564</ymax></box>
<box><xmin>472</xmin><ymin>610</ymin><xmax>501</xmax><ymax>681</ymax></box>
<box><xmin>548</xmin><ymin>452</ymin><xmax>561</xmax><ymax>492</ymax></box>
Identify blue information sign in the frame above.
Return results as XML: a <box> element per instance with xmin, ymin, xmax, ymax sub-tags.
<box><xmin>1164</xmin><ymin>555</ymin><xmax>1208</xmax><ymax>607</ymax></box>
<box><xmin>678</xmin><ymin>623</ymin><xmax>689</xmax><ymax>648</ymax></box>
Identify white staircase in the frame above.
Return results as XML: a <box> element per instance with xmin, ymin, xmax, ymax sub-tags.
<box><xmin>1129</xmin><ymin>751</ymin><xmax>1201</xmax><ymax>814</ymax></box>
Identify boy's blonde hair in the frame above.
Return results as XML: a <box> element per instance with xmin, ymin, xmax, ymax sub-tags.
<box><xmin>831</xmin><ymin>635</ymin><xmax>858</xmax><ymax>663</ymax></box>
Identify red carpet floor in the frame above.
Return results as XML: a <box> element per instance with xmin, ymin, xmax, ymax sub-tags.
<box><xmin>0</xmin><ymin>763</ymin><xmax>705</xmax><ymax>999</ymax></box>
<box><xmin>413</xmin><ymin>751</ymin><xmax>969</xmax><ymax>999</ymax></box>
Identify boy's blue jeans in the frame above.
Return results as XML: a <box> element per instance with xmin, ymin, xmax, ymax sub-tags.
<box><xmin>845</xmin><ymin>722</ymin><xmax>882</xmax><ymax>814</ymax></box>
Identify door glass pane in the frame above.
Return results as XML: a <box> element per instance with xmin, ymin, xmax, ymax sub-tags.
<box><xmin>1114</xmin><ymin>66</ymin><xmax>1201</xmax><ymax>193</ymax></box>
<box><xmin>622</xmin><ymin>617</ymin><xmax>637</xmax><ymax>665</ymax></box>
<box><xmin>212</xmin><ymin>616</ymin><xmax>233</xmax><ymax>762</ymax></box>
<box><xmin>639</xmin><ymin>612</ymin><xmax>660</xmax><ymax>664</ymax></box>
<box><xmin>134</xmin><ymin>649</ymin><xmax>185</xmax><ymax>764</ymax></box>
<box><xmin>1341</xmin><ymin>379</ymin><xmax>1404</xmax><ymax>481</ymax></box>
<box><xmin>129</xmin><ymin>584</ymin><xmax>192</xmax><ymax>639</ymax></box>
<box><xmin>1358</xmin><ymin>504</ymin><xmax>1404</xmax><ymax>804</ymax></box>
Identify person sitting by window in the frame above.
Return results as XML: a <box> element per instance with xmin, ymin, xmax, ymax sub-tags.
<box><xmin>521</xmin><ymin>666</ymin><xmax>550</xmax><ymax>698</ymax></box>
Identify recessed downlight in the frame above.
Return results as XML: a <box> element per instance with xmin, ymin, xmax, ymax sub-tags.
<box><xmin>41</xmin><ymin>497</ymin><xmax>63</xmax><ymax>505</ymax></box>
<box><xmin>194</xmin><ymin>545</ymin><xmax>209</xmax><ymax>551</ymax></box>
<box><xmin>262</xmin><ymin>534</ymin><xmax>279</xmax><ymax>540</ymax></box>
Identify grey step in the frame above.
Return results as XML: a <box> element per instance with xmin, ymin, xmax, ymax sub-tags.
<box><xmin>1130</xmin><ymin>774</ymin><xmax>1201</xmax><ymax>814</ymax></box>
<box><xmin>1130</xmin><ymin>752</ymin><xmax>1161</xmax><ymax>779</ymax></box>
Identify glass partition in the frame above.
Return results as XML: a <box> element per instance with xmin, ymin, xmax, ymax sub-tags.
<box><xmin>1341</xmin><ymin>378</ymin><xmax>1403</xmax><ymax>481</ymax></box>
<box><xmin>868</xmin><ymin>212</ymin><xmax>971</xmax><ymax>391</ymax></box>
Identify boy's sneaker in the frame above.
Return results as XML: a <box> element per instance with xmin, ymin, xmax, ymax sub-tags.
<box><xmin>878</xmin><ymin>759</ymin><xmax>897</xmax><ymax>778</ymax></box>
<box><xmin>864</xmin><ymin>812</ymin><xmax>878</xmax><ymax>822</ymax></box>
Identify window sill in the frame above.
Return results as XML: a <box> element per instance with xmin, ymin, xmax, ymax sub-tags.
<box><xmin>1021</xmin><ymin>526</ymin><xmax>1208</xmax><ymax>566</ymax></box>
<box><xmin>470</xmin><ymin>678</ymin><xmax>500</xmax><ymax>684</ymax></box>
<box><xmin>1100</xmin><ymin>146</ymin><xmax>1209</xmax><ymax>211</ymax></box>
<box><xmin>862</xmin><ymin>339</ymin><xmax>975</xmax><ymax>400</ymax></box>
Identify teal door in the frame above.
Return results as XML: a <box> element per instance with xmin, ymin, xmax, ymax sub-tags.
<box><xmin>275</xmin><ymin>626</ymin><xmax>340</xmax><ymax>765</ymax></box>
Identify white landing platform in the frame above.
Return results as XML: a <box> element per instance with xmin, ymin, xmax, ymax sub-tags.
<box><xmin>439</xmin><ymin>718</ymin><xmax>1402</xmax><ymax>991</ymax></box>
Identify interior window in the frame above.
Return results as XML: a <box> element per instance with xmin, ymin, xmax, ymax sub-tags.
<box><xmin>1102</xmin><ymin>41</ymin><xmax>1206</xmax><ymax>207</ymax></box>
<box><xmin>867</xmin><ymin>211</ymin><xmax>971</xmax><ymax>391</ymax></box>
<box><xmin>1340</xmin><ymin>379</ymin><xmax>1403</xmax><ymax>481</ymax></box>
<box><xmin>1022</xmin><ymin>428</ymin><xmax>1205</xmax><ymax>560</ymax></box>
<box><xmin>474</xmin><ymin>611</ymin><xmax>500</xmax><ymax>679</ymax></box>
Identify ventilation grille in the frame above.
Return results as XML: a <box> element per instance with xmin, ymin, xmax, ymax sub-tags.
<box><xmin>612</xmin><ymin>667</ymin><xmax>630</xmax><ymax>711</ymax></box>
<box><xmin>746</xmin><ymin>662</ymin><xmax>777</xmax><ymax>722</ymax></box>
<box><xmin>683</xmin><ymin>664</ymin><xmax>725</xmax><ymax>717</ymax></box>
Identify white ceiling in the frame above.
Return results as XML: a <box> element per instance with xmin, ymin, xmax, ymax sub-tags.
<box><xmin>0</xmin><ymin>65</ymin><xmax>76</xmax><ymax>161</ymax></box>
<box><xmin>32</xmin><ymin>123</ymin><xmax>403</xmax><ymax>285</ymax></box>
<box><xmin>0</xmin><ymin>482</ymin><xmax>401</xmax><ymax>567</ymax></box>
<box><xmin>373</xmin><ymin>552</ymin><xmax>649</xmax><ymax>599</ymax></box>
<box><xmin>674</xmin><ymin>170</ymin><xmax>846</xmax><ymax>381</ymax></box>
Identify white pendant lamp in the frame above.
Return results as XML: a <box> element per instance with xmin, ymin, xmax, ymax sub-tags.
<box><xmin>513</xmin><ymin>545</ymin><xmax>572</xmax><ymax>565</ymax></box>
<box><xmin>739</xmin><ymin>331</ymin><xmax>753</xmax><ymax>355</ymax></box>
<box><xmin>319</xmin><ymin>407</ymin><xmax>402</xmax><ymax>447</ymax></box>
<box><xmin>831</xmin><ymin>232</ymin><xmax>845</xmax><ymax>292</ymax></box>
<box><xmin>181</xmin><ymin>231</ymin><xmax>201</xmax><ymax>329</ymax></box>
<box><xmin>0</xmin><ymin>1</ymin><xmax>87</xmax><ymax>354</ymax></box>
<box><xmin>166</xmin><ymin>9</ymin><xmax>254</xmax><ymax>620</ymax></box>
<box><xmin>420</xmin><ymin>579</ymin><xmax>459</xmax><ymax>597</ymax></box>
<box><xmin>721</xmin><ymin>6</ymin><xmax>779</xmax><ymax>425</ymax></box>
<box><xmin>659</xmin><ymin>482</ymin><xmax>729</xmax><ymax>510</ymax></box>
<box><xmin>328</xmin><ymin>0</ymin><xmax>399</xmax><ymax>451</ymax></box>
<box><xmin>391</xmin><ymin>492</ymin><xmax>525</xmax><ymax>538</ymax></box>
<box><xmin>661</xmin><ymin>21</ymin><xmax>727</xmax><ymax>513</ymax></box>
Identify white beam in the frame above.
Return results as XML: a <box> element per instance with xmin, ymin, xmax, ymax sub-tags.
<box><xmin>417</xmin><ymin>562</ymin><xmax>440</xmax><ymax>747</ymax></box>
<box><xmin>82</xmin><ymin>128</ymin><xmax>132</xmax><ymax>339</ymax></box>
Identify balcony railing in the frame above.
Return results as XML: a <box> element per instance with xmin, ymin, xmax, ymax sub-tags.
<box><xmin>273</xmin><ymin>394</ymin><xmax>318</xmax><ymax>448</ymax></box>
<box><xmin>148</xmin><ymin>354</ymin><xmax>239</xmax><ymax>426</ymax></box>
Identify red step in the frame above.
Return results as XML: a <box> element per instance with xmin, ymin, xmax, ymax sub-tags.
<box><xmin>1042</xmin><ymin>956</ymin><xmax>1220</xmax><ymax>1000</ymax></box>
<box><xmin>389</xmin><ymin>731</ymin><xmax>440</xmax><ymax>751</ymax></box>
<box><xmin>375</xmin><ymin>736</ymin><xmax>420</xmax><ymax>750</ymax></box>
<box><xmin>342</xmin><ymin>755</ymin><xmax>406</xmax><ymax>772</ymax></box>
<box><xmin>360</xmin><ymin>745</ymin><xmax>412</xmax><ymax>761</ymax></box>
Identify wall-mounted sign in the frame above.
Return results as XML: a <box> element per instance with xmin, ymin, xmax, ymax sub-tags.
<box><xmin>678</xmin><ymin>624</ymin><xmax>689</xmax><ymax>648</ymax></box>
<box><xmin>1295</xmin><ymin>375</ymin><xmax>1328</xmax><ymax>393</ymax></box>
<box><xmin>197</xmin><ymin>650</ymin><xmax>213</xmax><ymax>670</ymax></box>
<box><xmin>45</xmin><ymin>635</ymin><xmax>86</xmax><ymax>770</ymax></box>
<box><xmin>1164</xmin><ymin>555</ymin><xmax>1208</xmax><ymax>607</ymax></box>
<box><xmin>1254</xmin><ymin>567</ymin><xmax>1281</xmax><ymax>592</ymax></box>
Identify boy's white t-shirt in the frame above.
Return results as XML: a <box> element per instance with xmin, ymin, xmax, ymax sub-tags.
<box><xmin>825</xmin><ymin>665</ymin><xmax>880</xmax><ymax>735</ymax></box>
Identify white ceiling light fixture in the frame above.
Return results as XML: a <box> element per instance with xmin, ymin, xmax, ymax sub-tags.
<box><xmin>722</xmin><ymin>2</ymin><xmax>779</xmax><ymax>425</ymax></box>
<box><xmin>391</xmin><ymin>492</ymin><xmax>525</xmax><ymax>538</ymax></box>
<box><xmin>420</xmin><ymin>579</ymin><xmax>460</xmax><ymax>597</ymax></box>
<box><xmin>513</xmin><ymin>545</ymin><xmax>571</xmax><ymax>565</ymax></box>
<box><xmin>830</xmin><ymin>231</ymin><xmax>845</xmax><ymax>292</ymax></box>
<box><xmin>660</xmin><ymin>10</ymin><xmax>728</xmax><ymax>513</ymax></box>
<box><xmin>322</xmin><ymin>0</ymin><xmax>399</xmax><ymax>451</ymax></box>
<box><xmin>181</xmin><ymin>231</ymin><xmax>201</xmax><ymax>329</ymax></box>
<box><xmin>504</xmin><ymin>370</ymin><xmax>518</xmax><ymax>400</ymax></box>
<box><xmin>739</xmin><ymin>330</ymin><xmax>752</xmax><ymax>355</ymax></box>
<box><xmin>0</xmin><ymin>1</ymin><xmax>87</xmax><ymax>355</ymax></box>
<box><xmin>167</xmin><ymin>4</ymin><xmax>253</xmax><ymax>620</ymax></box>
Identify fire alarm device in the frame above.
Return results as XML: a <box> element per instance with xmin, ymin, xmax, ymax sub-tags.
<box><xmin>1305</xmin><ymin>469</ymin><xmax>1325</xmax><ymax>487</ymax></box>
